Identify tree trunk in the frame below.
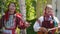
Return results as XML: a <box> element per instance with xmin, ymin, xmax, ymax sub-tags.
<box><xmin>19</xmin><ymin>0</ymin><xmax>27</xmax><ymax>34</ymax></box>
<box><xmin>36</xmin><ymin>0</ymin><xmax>52</xmax><ymax>18</ymax></box>
<box><xmin>36</xmin><ymin>0</ymin><xmax>41</xmax><ymax>18</ymax></box>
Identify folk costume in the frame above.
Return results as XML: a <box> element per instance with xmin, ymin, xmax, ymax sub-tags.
<box><xmin>33</xmin><ymin>5</ymin><xmax>59</xmax><ymax>34</ymax></box>
<box><xmin>0</xmin><ymin>11</ymin><xmax>27</xmax><ymax>34</ymax></box>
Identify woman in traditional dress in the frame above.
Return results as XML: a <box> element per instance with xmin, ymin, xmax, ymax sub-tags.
<box><xmin>0</xmin><ymin>2</ymin><xmax>30</xmax><ymax>34</ymax></box>
<box><xmin>33</xmin><ymin>4</ymin><xmax>60</xmax><ymax>34</ymax></box>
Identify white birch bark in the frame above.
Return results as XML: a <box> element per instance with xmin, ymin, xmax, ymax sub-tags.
<box><xmin>19</xmin><ymin>0</ymin><xmax>27</xmax><ymax>34</ymax></box>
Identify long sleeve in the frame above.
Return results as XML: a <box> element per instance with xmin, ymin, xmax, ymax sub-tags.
<box><xmin>18</xmin><ymin>18</ymin><xmax>26</xmax><ymax>29</ymax></box>
<box><xmin>54</xmin><ymin>17</ymin><xmax>60</xmax><ymax>27</ymax></box>
<box><xmin>16</xmin><ymin>13</ymin><xmax>26</xmax><ymax>29</ymax></box>
<box><xmin>33</xmin><ymin>21</ymin><xmax>41</xmax><ymax>32</ymax></box>
<box><xmin>33</xmin><ymin>16</ymin><xmax>43</xmax><ymax>32</ymax></box>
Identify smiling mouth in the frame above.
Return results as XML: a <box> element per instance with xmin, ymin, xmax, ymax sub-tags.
<box><xmin>11</xmin><ymin>9</ymin><xmax>14</xmax><ymax>10</ymax></box>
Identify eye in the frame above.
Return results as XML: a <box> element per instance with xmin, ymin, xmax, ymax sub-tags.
<box><xmin>12</xmin><ymin>5</ymin><xmax>15</xmax><ymax>7</ymax></box>
<box><xmin>10</xmin><ymin>4</ymin><xmax>15</xmax><ymax>7</ymax></box>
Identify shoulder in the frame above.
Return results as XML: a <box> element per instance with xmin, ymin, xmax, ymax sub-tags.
<box><xmin>54</xmin><ymin>16</ymin><xmax>59</xmax><ymax>23</ymax></box>
<box><xmin>15</xmin><ymin>13</ymin><xmax>22</xmax><ymax>18</ymax></box>
<box><xmin>38</xmin><ymin>16</ymin><xmax>44</xmax><ymax>22</ymax></box>
<box><xmin>54</xmin><ymin>16</ymin><xmax>59</xmax><ymax>20</ymax></box>
<box><xmin>0</xmin><ymin>14</ymin><xmax>5</xmax><ymax>21</ymax></box>
<box><xmin>15</xmin><ymin>13</ymin><xmax>22</xmax><ymax>16</ymax></box>
<box><xmin>1</xmin><ymin>14</ymin><xmax>5</xmax><ymax>18</ymax></box>
<box><xmin>39</xmin><ymin>16</ymin><xmax>44</xmax><ymax>19</ymax></box>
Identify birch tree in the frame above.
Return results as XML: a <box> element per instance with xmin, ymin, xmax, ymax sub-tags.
<box><xmin>19</xmin><ymin>0</ymin><xmax>27</xmax><ymax>34</ymax></box>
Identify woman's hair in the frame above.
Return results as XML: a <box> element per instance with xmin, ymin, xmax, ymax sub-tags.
<box><xmin>8</xmin><ymin>2</ymin><xmax>16</xmax><ymax>8</ymax></box>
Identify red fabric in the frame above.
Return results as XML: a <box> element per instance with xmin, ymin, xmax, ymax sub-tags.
<box><xmin>50</xmin><ymin>29</ymin><xmax>56</xmax><ymax>34</ymax></box>
<box><xmin>42</xmin><ymin>21</ymin><xmax>54</xmax><ymax>28</ymax></box>
<box><xmin>1</xmin><ymin>11</ymin><xmax>26</xmax><ymax>34</ymax></box>
<box><xmin>4</xmin><ymin>11</ymin><xmax>26</xmax><ymax>29</ymax></box>
<box><xmin>15</xmin><ymin>13</ymin><xmax>22</xmax><ymax>19</ymax></box>
<box><xmin>4</xmin><ymin>11</ymin><xmax>9</xmax><ymax>21</ymax></box>
<box><xmin>15</xmin><ymin>13</ymin><xmax>26</xmax><ymax>29</ymax></box>
<box><xmin>12</xmin><ymin>29</ymin><xmax>15</xmax><ymax>34</ymax></box>
<box><xmin>4</xmin><ymin>10</ymin><xmax>16</xmax><ymax>21</ymax></box>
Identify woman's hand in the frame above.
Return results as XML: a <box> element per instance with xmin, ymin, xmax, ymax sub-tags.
<box><xmin>39</xmin><ymin>27</ymin><xmax>48</xmax><ymax>33</ymax></box>
<box><xmin>25</xmin><ymin>22</ymin><xmax>30</xmax><ymax>28</ymax></box>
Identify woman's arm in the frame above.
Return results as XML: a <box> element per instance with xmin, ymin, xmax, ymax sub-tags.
<box><xmin>16</xmin><ymin>13</ymin><xmax>30</xmax><ymax>29</ymax></box>
<box><xmin>33</xmin><ymin>20</ymin><xmax>41</xmax><ymax>32</ymax></box>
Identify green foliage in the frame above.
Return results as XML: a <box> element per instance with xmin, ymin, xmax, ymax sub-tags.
<box><xmin>0</xmin><ymin>0</ymin><xmax>3</xmax><ymax>12</ymax></box>
<box><xmin>0</xmin><ymin>0</ymin><xmax>20</xmax><ymax>18</ymax></box>
<box><xmin>0</xmin><ymin>0</ymin><xmax>3</xmax><ymax>18</ymax></box>
<box><xmin>26</xmin><ymin>0</ymin><xmax>36</xmax><ymax>21</ymax></box>
<box><xmin>39</xmin><ymin>0</ymin><xmax>47</xmax><ymax>16</ymax></box>
<box><xmin>0</xmin><ymin>0</ymin><xmax>36</xmax><ymax>21</ymax></box>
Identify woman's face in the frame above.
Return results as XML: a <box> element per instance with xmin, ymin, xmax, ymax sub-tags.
<box><xmin>45</xmin><ymin>7</ymin><xmax>53</xmax><ymax>16</ymax></box>
<box><xmin>8</xmin><ymin>3</ymin><xmax>16</xmax><ymax>14</ymax></box>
